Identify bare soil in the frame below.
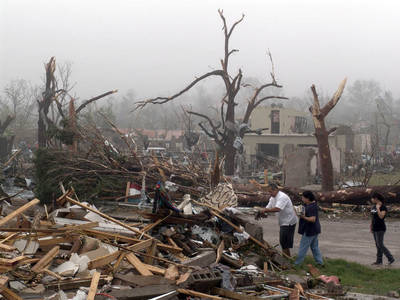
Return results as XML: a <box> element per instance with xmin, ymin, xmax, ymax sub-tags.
<box><xmin>257</xmin><ymin>215</ymin><xmax>400</xmax><ymax>267</ymax></box>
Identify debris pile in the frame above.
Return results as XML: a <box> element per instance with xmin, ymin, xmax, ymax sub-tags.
<box><xmin>0</xmin><ymin>190</ymin><xmax>341</xmax><ymax>299</ymax></box>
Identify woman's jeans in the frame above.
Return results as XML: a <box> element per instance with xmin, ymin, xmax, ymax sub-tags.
<box><xmin>295</xmin><ymin>234</ymin><xmax>323</xmax><ymax>265</ymax></box>
<box><xmin>373</xmin><ymin>231</ymin><xmax>394</xmax><ymax>263</ymax></box>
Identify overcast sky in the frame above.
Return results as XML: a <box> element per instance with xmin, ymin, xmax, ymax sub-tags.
<box><xmin>1</xmin><ymin>0</ymin><xmax>400</xmax><ymax>101</ymax></box>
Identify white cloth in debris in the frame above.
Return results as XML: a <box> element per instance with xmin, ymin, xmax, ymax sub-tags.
<box><xmin>266</xmin><ymin>191</ymin><xmax>297</xmax><ymax>226</ymax></box>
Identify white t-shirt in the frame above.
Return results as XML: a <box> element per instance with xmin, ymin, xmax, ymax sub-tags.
<box><xmin>266</xmin><ymin>191</ymin><xmax>298</xmax><ymax>226</ymax></box>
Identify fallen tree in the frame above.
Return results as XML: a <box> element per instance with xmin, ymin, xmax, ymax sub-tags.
<box><xmin>234</xmin><ymin>184</ymin><xmax>400</xmax><ymax>206</ymax></box>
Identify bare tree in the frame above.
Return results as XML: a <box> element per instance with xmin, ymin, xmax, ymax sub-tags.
<box><xmin>38</xmin><ymin>57</ymin><xmax>117</xmax><ymax>148</ymax></box>
<box><xmin>135</xmin><ymin>10</ymin><xmax>286</xmax><ymax>175</ymax></box>
<box><xmin>310</xmin><ymin>78</ymin><xmax>347</xmax><ymax>191</ymax></box>
<box><xmin>3</xmin><ymin>79</ymin><xmax>38</xmax><ymax>133</ymax></box>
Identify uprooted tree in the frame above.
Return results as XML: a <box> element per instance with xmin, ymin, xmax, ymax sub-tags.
<box><xmin>135</xmin><ymin>10</ymin><xmax>287</xmax><ymax>175</ymax></box>
<box><xmin>310</xmin><ymin>78</ymin><xmax>347</xmax><ymax>191</ymax></box>
<box><xmin>38</xmin><ymin>57</ymin><xmax>117</xmax><ymax>148</ymax></box>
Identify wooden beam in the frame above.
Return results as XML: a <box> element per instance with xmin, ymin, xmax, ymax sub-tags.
<box><xmin>0</xmin><ymin>276</ymin><xmax>9</xmax><ymax>292</ymax></box>
<box><xmin>212</xmin><ymin>287</ymin><xmax>265</xmax><ymax>300</ymax></box>
<box><xmin>144</xmin><ymin>240</ymin><xmax>157</xmax><ymax>264</ymax></box>
<box><xmin>0</xmin><ymin>198</ymin><xmax>40</xmax><ymax>227</ymax></box>
<box><xmin>64</xmin><ymin>196</ymin><xmax>152</xmax><ymax>239</ymax></box>
<box><xmin>1</xmin><ymin>287</ymin><xmax>22</xmax><ymax>300</ymax></box>
<box><xmin>31</xmin><ymin>246</ymin><xmax>59</xmax><ymax>273</ymax></box>
<box><xmin>83</xmin><ymin>229</ymin><xmax>182</xmax><ymax>253</ymax></box>
<box><xmin>0</xmin><ymin>256</ymin><xmax>26</xmax><ymax>266</ymax></box>
<box><xmin>126</xmin><ymin>253</ymin><xmax>153</xmax><ymax>276</ymax></box>
<box><xmin>125</xmin><ymin>181</ymin><xmax>130</xmax><ymax>203</ymax></box>
<box><xmin>87</xmin><ymin>271</ymin><xmax>101</xmax><ymax>300</ymax></box>
<box><xmin>177</xmin><ymin>289</ymin><xmax>222</xmax><ymax>300</ymax></box>
<box><xmin>88</xmin><ymin>238</ymin><xmax>154</xmax><ymax>269</ymax></box>
<box><xmin>43</xmin><ymin>268</ymin><xmax>63</xmax><ymax>280</ymax></box>
<box><xmin>45</xmin><ymin>276</ymin><xmax>110</xmax><ymax>290</ymax></box>
<box><xmin>88</xmin><ymin>251</ymin><xmax>120</xmax><ymax>270</ymax></box>
<box><xmin>142</xmin><ymin>264</ymin><xmax>166</xmax><ymax>275</ymax></box>
<box><xmin>38</xmin><ymin>236</ymin><xmax>74</xmax><ymax>247</ymax></box>
<box><xmin>0</xmin><ymin>244</ymin><xmax>15</xmax><ymax>252</ymax></box>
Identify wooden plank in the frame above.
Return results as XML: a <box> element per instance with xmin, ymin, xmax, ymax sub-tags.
<box><xmin>215</xmin><ymin>240</ymin><xmax>224</xmax><ymax>264</ymax></box>
<box><xmin>144</xmin><ymin>240</ymin><xmax>157</xmax><ymax>264</ymax></box>
<box><xmin>125</xmin><ymin>181</ymin><xmax>130</xmax><ymax>203</ymax></box>
<box><xmin>0</xmin><ymin>276</ymin><xmax>9</xmax><ymax>292</ymax></box>
<box><xmin>45</xmin><ymin>276</ymin><xmax>109</xmax><ymax>290</ymax></box>
<box><xmin>177</xmin><ymin>289</ymin><xmax>222</xmax><ymax>300</ymax></box>
<box><xmin>88</xmin><ymin>250</ymin><xmax>120</xmax><ymax>270</ymax></box>
<box><xmin>31</xmin><ymin>246</ymin><xmax>59</xmax><ymax>273</ymax></box>
<box><xmin>43</xmin><ymin>268</ymin><xmax>63</xmax><ymax>280</ymax></box>
<box><xmin>112</xmin><ymin>253</ymin><xmax>126</xmax><ymax>273</ymax></box>
<box><xmin>0</xmin><ymin>256</ymin><xmax>26</xmax><ymax>266</ymax></box>
<box><xmin>212</xmin><ymin>287</ymin><xmax>265</xmax><ymax>300</ymax></box>
<box><xmin>0</xmin><ymin>244</ymin><xmax>15</xmax><ymax>252</ymax></box>
<box><xmin>126</xmin><ymin>253</ymin><xmax>153</xmax><ymax>276</ymax></box>
<box><xmin>38</xmin><ymin>236</ymin><xmax>74</xmax><ymax>247</ymax></box>
<box><xmin>0</xmin><ymin>199</ymin><xmax>40</xmax><ymax>227</ymax></box>
<box><xmin>140</xmin><ymin>212</ymin><xmax>172</xmax><ymax>234</ymax></box>
<box><xmin>0</xmin><ymin>233</ymin><xmax>19</xmax><ymax>244</ymax></box>
<box><xmin>83</xmin><ymin>229</ymin><xmax>182</xmax><ymax>253</ymax></box>
<box><xmin>64</xmin><ymin>196</ymin><xmax>152</xmax><ymax>239</ymax></box>
<box><xmin>1</xmin><ymin>287</ymin><xmax>22</xmax><ymax>300</ymax></box>
<box><xmin>59</xmin><ymin>221</ymin><xmax>99</xmax><ymax>231</ymax></box>
<box><xmin>88</xmin><ymin>238</ymin><xmax>153</xmax><ymax>269</ymax></box>
<box><xmin>87</xmin><ymin>271</ymin><xmax>101</xmax><ymax>300</ymax></box>
<box><xmin>115</xmin><ymin>273</ymin><xmax>174</xmax><ymax>287</ymax></box>
<box><xmin>142</xmin><ymin>263</ymin><xmax>166</xmax><ymax>275</ymax></box>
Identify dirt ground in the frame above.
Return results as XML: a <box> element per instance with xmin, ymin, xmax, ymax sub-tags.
<box><xmin>256</xmin><ymin>214</ymin><xmax>400</xmax><ymax>267</ymax></box>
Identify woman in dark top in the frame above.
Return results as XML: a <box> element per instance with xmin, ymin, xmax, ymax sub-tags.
<box><xmin>294</xmin><ymin>191</ymin><xmax>323</xmax><ymax>265</ymax></box>
<box><xmin>370</xmin><ymin>192</ymin><xmax>395</xmax><ymax>265</ymax></box>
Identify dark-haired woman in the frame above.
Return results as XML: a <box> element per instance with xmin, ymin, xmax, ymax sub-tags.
<box><xmin>370</xmin><ymin>192</ymin><xmax>395</xmax><ymax>265</ymax></box>
<box><xmin>294</xmin><ymin>191</ymin><xmax>323</xmax><ymax>266</ymax></box>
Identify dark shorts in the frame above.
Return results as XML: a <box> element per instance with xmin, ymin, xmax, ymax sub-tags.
<box><xmin>280</xmin><ymin>224</ymin><xmax>296</xmax><ymax>249</ymax></box>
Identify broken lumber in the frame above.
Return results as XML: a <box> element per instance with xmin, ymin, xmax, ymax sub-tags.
<box><xmin>0</xmin><ymin>198</ymin><xmax>40</xmax><ymax>227</ymax></box>
<box><xmin>64</xmin><ymin>196</ymin><xmax>152</xmax><ymax>239</ymax></box>
<box><xmin>87</xmin><ymin>271</ymin><xmax>101</xmax><ymax>300</ymax></box>
<box><xmin>177</xmin><ymin>289</ymin><xmax>222</xmax><ymax>300</ymax></box>
<box><xmin>125</xmin><ymin>253</ymin><xmax>153</xmax><ymax>276</ymax></box>
<box><xmin>1</xmin><ymin>287</ymin><xmax>22</xmax><ymax>300</ymax></box>
<box><xmin>31</xmin><ymin>246</ymin><xmax>59</xmax><ymax>273</ymax></box>
<box><xmin>212</xmin><ymin>287</ymin><xmax>265</xmax><ymax>300</ymax></box>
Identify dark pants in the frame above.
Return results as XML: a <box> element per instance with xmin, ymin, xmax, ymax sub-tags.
<box><xmin>280</xmin><ymin>224</ymin><xmax>296</xmax><ymax>249</ymax></box>
<box><xmin>373</xmin><ymin>231</ymin><xmax>394</xmax><ymax>263</ymax></box>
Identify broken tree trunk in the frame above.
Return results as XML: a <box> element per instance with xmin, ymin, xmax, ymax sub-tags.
<box><xmin>234</xmin><ymin>184</ymin><xmax>400</xmax><ymax>206</ymax></box>
<box><xmin>310</xmin><ymin>78</ymin><xmax>347</xmax><ymax>191</ymax></box>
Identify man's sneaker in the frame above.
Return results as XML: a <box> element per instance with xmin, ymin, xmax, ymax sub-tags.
<box><xmin>388</xmin><ymin>258</ymin><xmax>395</xmax><ymax>265</ymax></box>
<box><xmin>371</xmin><ymin>262</ymin><xmax>382</xmax><ymax>265</ymax></box>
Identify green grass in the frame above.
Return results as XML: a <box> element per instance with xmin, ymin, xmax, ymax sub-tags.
<box><xmin>290</xmin><ymin>257</ymin><xmax>400</xmax><ymax>295</ymax></box>
<box><xmin>368</xmin><ymin>171</ymin><xmax>400</xmax><ymax>186</ymax></box>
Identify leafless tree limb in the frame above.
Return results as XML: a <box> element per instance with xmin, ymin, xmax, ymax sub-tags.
<box><xmin>75</xmin><ymin>90</ymin><xmax>118</xmax><ymax>114</ymax></box>
<box><xmin>134</xmin><ymin>70</ymin><xmax>226</xmax><ymax>110</ymax></box>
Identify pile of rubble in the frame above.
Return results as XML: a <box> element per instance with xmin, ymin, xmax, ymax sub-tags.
<box><xmin>0</xmin><ymin>187</ymin><xmax>345</xmax><ymax>300</ymax></box>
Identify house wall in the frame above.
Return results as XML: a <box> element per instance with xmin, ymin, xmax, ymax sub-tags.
<box><xmin>243</xmin><ymin>134</ymin><xmax>338</xmax><ymax>159</ymax></box>
<box><xmin>250</xmin><ymin>106</ymin><xmax>309</xmax><ymax>134</ymax></box>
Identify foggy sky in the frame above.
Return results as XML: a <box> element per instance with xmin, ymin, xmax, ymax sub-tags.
<box><xmin>1</xmin><ymin>0</ymin><xmax>400</xmax><ymax>101</ymax></box>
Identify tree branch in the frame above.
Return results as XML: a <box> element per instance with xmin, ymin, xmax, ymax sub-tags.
<box><xmin>327</xmin><ymin>127</ymin><xmax>337</xmax><ymax>135</ymax></box>
<box><xmin>75</xmin><ymin>90</ymin><xmax>117</xmax><ymax>114</ymax></box>
<box><xmin>254</xmin><ymin>95</ymin><xmax>288</xmax><ymax>107</ymax></box>
<box><xmin>310</xmin><ymin>84</ymin><xmax>321</xmax><ymax>118</ymax></box>
<box><xmin>320</xmin><ymin>78</ymin><xmax>347</xmax><ymax>117</ymax></box>
<box><xmin>0</xmin><ymin>115</ymin><xmax>15</xmax><ymax>135</ymax></box>
<box><xmin>134</xmin><ymin>70</ymin><xmax>226</xmax><ymax>110</ymax></box>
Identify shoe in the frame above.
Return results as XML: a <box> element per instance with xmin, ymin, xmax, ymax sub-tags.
<box><xmin>388</xmin><ymin>259</ymin><xmax>395</xmax><ymax>265</ymax></box>
<box><xmin>371</xmin><ymin>262</ymin><xmax>382</xmax><ymax>265</ymax></box>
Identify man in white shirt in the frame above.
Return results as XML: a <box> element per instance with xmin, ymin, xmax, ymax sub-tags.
<box><xmin>256</xmin><ymin>183</ymin><xmax>298</xmax><ymax>257</ymax></box>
